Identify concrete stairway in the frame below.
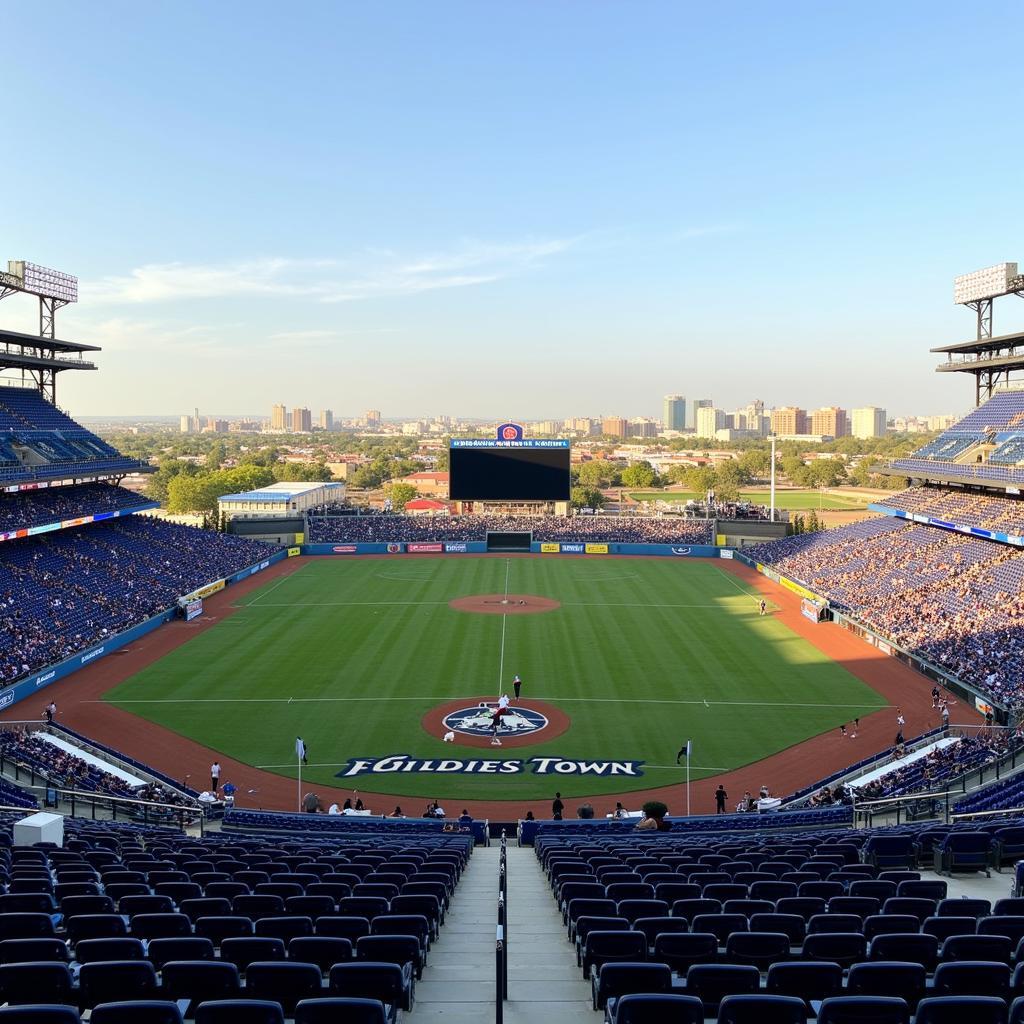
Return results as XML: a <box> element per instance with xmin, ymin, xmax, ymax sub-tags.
<box><xmin>408</xmin><ymin>843</ymin><xmax>593</xmax><ymax>1022</ymax></box>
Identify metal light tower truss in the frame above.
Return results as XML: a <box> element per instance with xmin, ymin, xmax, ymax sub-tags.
<box><xmin>934</xmin><ymin>263</ymin><xmax>1024</xmax><ymax>406</ymax></box>
<box><xmin>0</xmin><ymin>260</ymin><xmax>92</xmax><ymax>403</ymax></box>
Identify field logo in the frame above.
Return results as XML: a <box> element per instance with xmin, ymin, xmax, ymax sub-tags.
<box><xmin>386</xmin><ymin>543</ymin><xmax>402</xmax><ymax>553</ymax></box>
<box><xmin>671</xmin><ymin>547</ymin><xmax>692</xmax><ymax>555</ymax></box>
<box><xmin>443</xmin><ymin>703</ymin><xmax>548</xmax><ymax>738</ymax></box>
<box><xmin>496</xmin><ymin>422</ymin><xmax>524</xmax><ymax>441</ymax></box>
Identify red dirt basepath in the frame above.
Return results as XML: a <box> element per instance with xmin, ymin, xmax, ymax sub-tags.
<box><xmin>0</xmin><ymin>555</ymin><xmax>979</xmax><ymax>821</ymax></box>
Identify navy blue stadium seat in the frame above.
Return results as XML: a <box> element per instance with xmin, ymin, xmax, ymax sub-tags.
<box><xmin>162</xmin><ymin>960</ymin><xmax>242</xmax><ymax>1007</ymax></box>
<box><xmin>79</xmin><ymin>960</ymin><xmax>159</xmax><ymax>1008</ymax></box>
<box><xmin>932</xmin><ymin>961</ymin><xmax>1011</xmax><ymax>998</ymax></box>
<box><xmin>0</xmin><ymin>1009</ymin><xmax>81</xmax><ymax>1023</ymax></box>
<box><xmin>193</xmin><ymin>1001</ymin><xmax>285</xmax><ymax>1024</ymax></box>
<box><xmin>652</xmin><ymin>932</ymin><xmax>718</xmax><ymax>974</ymax></box>
<box><xmin>288</xmin><ymin>936</ymin><xmax>353</xmax><ymax>973</ymax></box>
<box><xmin>592</xmin><ymin>962</ymin><xmax>672</xmax><ymax>1011</ymax></box>
<box><xmin>916</xmin><ymin>996</ymin><xmax>1010</xmax><ymax>1024</ymax></box>
<box><xmin>846</xmin><ymin>961</ymin><xmax>926</xmax><ymax>1008</ymax></box>
<box><xmin>940</xmin><ymin>934</ymin><xmax>1013</xmax><ymax>964</ymax></box>
<box><xmin>219</xmin><ymin>937</ymin><xmax>287</xmax><ymax>973</ymax></box>
<box><xmin>75</xmin><ymin>937</ymin><xmax>146</xmax><ymax>964</ymax></box>
<box><xmin>195</xmin><ymin>916</ymin><xmax>253</xmax><ymax>943</ymax></box>
<box><xmin>0</xmin><ymin>962</ymin><xmax>73</xmax><ymax>1006</ymax></box>
<box><xmin>923</xmin><ymin>917</ymin><xmax>978</xmax><ymax>943</ymax></box>
<box><xmin>802</xmin><ymin>932</ymin><xmax>867</xmax><ymax>967</ymax></box>
<box><xmin>749</xmin><ymin>913</ymin><xmax>805</xmax><ymax>945</ymax></box>
<box><xmin>329</xmin><ymin>961</ymin><xmax>414</xmax><ymax>1013</ymax></box>
<box><xmin>0</xmin><ymin>938</ymin><xmax>68</xmax><ymax>964</ymax></box>
<box><xmin>314</xmin><ymin>916</ymin><xmax>372</xmax><ymax>942</ymax></box>
<box><xmin>582</xmin><ymin>930</ymin><xmax>647</xmax><ymax>976</ymax></box>
<box><xmin>717</xmin><ymin>994</ymin><xmax>807</xmax><ymax>1024</ymax></box>
<box><xmin>293</xmin><ymin>998</ymin><xmax>389</xmax><ymax>1024</ymax></box>
<box><xmin>816</xmin><ymin>996</ymin><xmax>910</xmax><ymax>1024</ymax></box>
<box><xmin>607</xmin><ymin>993</ymin><xmax>704</xmax><ymax>1024</ymax></box>
<box><xmin>938</xmin><ymin>898</ymin><xmax>991</xmax><ymax>919</ymax></box>
<box><xmin>0</xmin><ymin>914</ymin><xmax>55</xmax><ymax>941</ymax></box>
<box><xmin>765</xmin><ymin>961</ymin><xmax>843</xmax><ymax>1009</ymax></box>
<box><xmin>244</xmin><ymin>960</ymin><xmax>322</xmax><ymax>1013</ymax></box>
<box><xmin>684</xmin><ymin>964</ymin><xmax>761</xmax><ymax>1015</ymax></box>
<box><xmin>147</xmin><ymin>937</ymin><xmax>216</xmax><ymax>970</ymax></box>
<box><xmin>89</xmin><ymin>1003</ymin><xmax>184</xmax><ymax>1024</ymax></box>
<box><xmin>356</xmin><ymin>934</ymin><xmax>424</xmax><ymax>978</ymax></box>
<box><xmin>724</xmin><ymin>931</ymin><xmax>791</xmax><ymax>971</ymax></box>
<box><xmin>869</xmin><ymin>932</ymin><xmax>938</xmax><ymax>971</ymax></box>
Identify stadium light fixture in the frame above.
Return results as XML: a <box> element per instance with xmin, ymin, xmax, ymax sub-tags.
<box><xmin>7</xmin><ymin>260</ymin><xmax>78</xmax><ymax>303</ymax></box>
<box><xmin>953</xmin><ymin>263</ymin><xmax>1021</xmax><ymax>305</ymax></box>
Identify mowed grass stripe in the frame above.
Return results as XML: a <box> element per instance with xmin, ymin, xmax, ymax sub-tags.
<box><xmin>105</xmin><ymin>557</ymin><xmax>886</xmax><ymax>801</ymax></box>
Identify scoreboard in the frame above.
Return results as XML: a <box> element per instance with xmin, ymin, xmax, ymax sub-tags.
<box><xmin>449</xmin><ymin>432</ymin><xmax>571</xmax><ymax>502</ymax></box>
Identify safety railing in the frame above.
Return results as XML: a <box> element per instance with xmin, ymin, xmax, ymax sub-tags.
<box><xmin>495</xmin><ymin>829</ymin><xmax>508</xmax><ymax>1023</ymax></box>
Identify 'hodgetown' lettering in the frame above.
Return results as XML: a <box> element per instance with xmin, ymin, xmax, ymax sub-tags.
<box><xmin>337</xmin><ymin>755</ymin><xmax>644</xmax><ymax>778</ymax></box>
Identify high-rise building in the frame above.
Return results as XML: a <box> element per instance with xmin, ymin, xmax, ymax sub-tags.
<box><xmin>691</xmin><ymin>399</ymin><xmax>713</xmax><ymax>430</ymax></box>
<box><xmin>696</xmin><ymin>406</ymin><xmax>726</xmax><ymax>438</ymax></box>
<box><xmin>179</xmin><ymin>415</ymin><xmax>193</xmax><ymax>433</ymax></box>
<box><xmin>319</xmin><ymin>409</ymin><xmax>333</xmax><ymax>431</ymax></box>
<box><xmin>567</xmin><ymin>417</ymin><xmax>598</xmax><ymax>435</ymax></box>
<box><xmin>851</xmin><ymin>407</ymin><xmax>887</xmax><ymax>439</ymax></box>
<box><xmin>601</xmin><ymin>416</ymin><xmax>629</xmax><ymax>437</ymax></box>
<box><xmin>770</xmin><ymin>406</ymin><xmax>808</xmax><ymax>435</ymax></box>
<box><xmin>534</xmin><ymin>420</ymin><xmax>563</xmax><ymax>435</ymax></box>
<box><xmin>365</xmin><ymin>409</ymin><xmax>382</xmax><ymax>428</ymax></box>
<box><xmin>630</xmin><ymin>417</ymin><xmax>659</xmax><ymax>438</ymax></box>
<box><xmin>662</xmin><ymin>394</ymin><xmax>686</xmax><ymax>432</ymax></box>
<box><xmin>810</xmin><ymin>406</ymin><xmax>849</xmax><ymax>438</ymax></box>
<box><xmin>212</xmin><ymin>419</ymin><xmax>229</xmax><ymax>433</ymax></box>
<box><xmin>291</xmin><ymin>407</ymin><xmax>312</xmax><ymax>432</ymax></box>
<box><xmin>271</xmin><ymin>404</ymin><xmax>288</xmax><ymax>431</ymax></box>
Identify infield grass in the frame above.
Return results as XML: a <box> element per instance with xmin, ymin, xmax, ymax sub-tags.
<box><xmin>106</xmin><ymin>557</ymin><xmax>887</xmax><ymax>802</ymax></box>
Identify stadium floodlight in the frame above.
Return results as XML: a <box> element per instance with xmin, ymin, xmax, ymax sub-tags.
<box><xmin>7</xmin><ymin>260</ymin><xmax>78</xmax><ymax>303</ymax></box>
<box><xmin>954</xmin><ymin>263</ymin><xmax>1020</xmax><ymax>304</ymax></box>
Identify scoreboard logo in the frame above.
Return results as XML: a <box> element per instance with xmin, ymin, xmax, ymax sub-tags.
<box><xmin>496</xmin><ymin>422</ymin><xmax>524</xmax><ymax>441</ymax></box>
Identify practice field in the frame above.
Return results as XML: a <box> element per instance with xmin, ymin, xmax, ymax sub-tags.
<box><xmin>627</xmin><ymin>490</ymin><xmax>873</xmax><ymax>510</ymax></box>
<box><xmin>105</xmin><ymin>558</ymin><xmax>887</xmax><ymax>802</ymax></box>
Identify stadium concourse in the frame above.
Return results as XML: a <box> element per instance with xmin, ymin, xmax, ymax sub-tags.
<box><xmin>0</xmin><ymin>553</ymin><xmax>961</xmax><ymax>821</ymax></box>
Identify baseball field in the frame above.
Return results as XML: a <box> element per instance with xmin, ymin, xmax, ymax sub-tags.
<box><xmin>104</xmin><ymin>557</ymin><xmax>888</xmax><ymax>802</ymax></box>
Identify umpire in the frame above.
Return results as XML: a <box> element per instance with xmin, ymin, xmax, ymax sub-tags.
<box><xmin>513</xmin><ymin>674</ymin><xmax>522</xmax><ymax>700</ymax></box>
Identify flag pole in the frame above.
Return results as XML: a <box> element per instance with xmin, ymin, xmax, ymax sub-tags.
<box><xmin>298</xmin><ymin>751</ymin><xmax>302</xmax><ymax>813</ymax></box>
<box><xmin>686</xmin><ymin>748</ymin><xmax>691</xmax><ymax>817</ymax></box>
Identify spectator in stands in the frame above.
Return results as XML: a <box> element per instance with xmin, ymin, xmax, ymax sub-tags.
<box><xmin>552</xmin><ymin>791</ymin><xmax>564</xmax><ymax>819</ymax></box>
<box><xmin>328</xmin><ymin>802</ymin><xmax>340</xmax><ymax>814</ymax></box>
<box><xmin>302</xmin><ymin>791</ymin><xmax>322</xmax><ymax>813</ymax></box>
<box><xmin>390</xmin><ymin>806</ymin><xmax>404</xmax><ymax>817</ymax></box>
<box><xmin>635</xmin><ymin>800</ymin><xmax>670</xmax><ymax>831</ymax></box>
<box><xmin>576</xmin><ymin>803</ymin><xmax>595</xmax><ymax>819</ymax></box>
<box><xmin>714</xmin><ymin>785</ymin><xmax>727</xmax><ymax>814</ymax></box>
<box><xmin>459</xmin><ymin>808</ymin><xmax>473</xmax><ymax>823</ymax></box>
<box><xmin>611</xmin><ymin>801</ymin><xmax>628</xmax><ymax>819</ymax></box>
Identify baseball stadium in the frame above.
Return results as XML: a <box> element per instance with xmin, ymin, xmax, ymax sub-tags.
<box><xmin>3</xmin><ymin>258</ymin><xmax>1024</xmax><ymax>1023</ymax></box>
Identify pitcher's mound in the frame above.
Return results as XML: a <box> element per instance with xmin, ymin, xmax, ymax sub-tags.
<box><xmin>449</xmin><ymin>594</ymin><xmax>560</xmax><ymax>615</ymax></box>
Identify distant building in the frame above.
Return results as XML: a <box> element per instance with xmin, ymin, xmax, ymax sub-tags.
<box><xmin>696</xmin><ymin>406</ymin><xmax>726</xmax><ymax>438</ymax></box>
<box><xmin>365</xmin><ymin>409</ymin><xmax>382</xmax><ymax>428</ymax></box>
<box><xmin>400</xmin><ymin>471</ymin><xmax>450</xmax><ymax>496</ymax></box>
<box><xmin>771</xmin><ymin>406</ymin><xmax>808</xmax><ymax>435</ymax></box>
<box><xmin>319</xmin><ymin>409</ymin><xmax>333</xmax><ymax>431</ymax></box>
<box><xmin>811</xmin><ymin>406</ymin><xmax>849</xmax><ymax>438</ymax></box>
<box><xmin>601</xmin><ymin>416</ymin><xmax>629</xmax><ymax>437</ymax></box>
<box><xmin>404</xmin><ymin>498</ymin><xmax>451</xmax><ymax>515</ymax></box>
<box><xmin>291</xmin><ymin>407</ymin><xmax>312</xmax><ymax>432</ymax></box>
<box><xmin>566</xmin><ymin>417</ymin><xmax>598</xmax><ymax>435</ymax></box>
<box><xmin>179</xmin><ymin>415</ymin><xmax>193</xmax><ymax>433</ymax></box>
<box><xmin>630</xmin><ymin>417</ymin><xmax>660</xmax><ymax>438</ymax></box>
<box><xmin>691</xmin><ymin>399</ymin><xmax>713</xmax><ymax>430</ymax></box>
<box><xmin>271</xmin><ymin>404</ymin><xmax>288</xmax><ymax>431</ymax></box>
<box><xmin>851</xmin><ymin>407</ymin><xmax>887</xmax><ymax>439</ymax></box>
<box><xmin>663</xmin><ymin>394</ymin><xmax>686</xmax><ymax>432</ymax></box>
<box><xmin>533</xmin><ymin>420</ymin><xmax>563</xmax><ymax>435</ymax></box>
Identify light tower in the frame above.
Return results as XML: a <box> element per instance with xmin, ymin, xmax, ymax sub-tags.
<box><xmin>0</xmin><ymin>260</ymin><xmax>78</xmax><ymax>338</ymax></box>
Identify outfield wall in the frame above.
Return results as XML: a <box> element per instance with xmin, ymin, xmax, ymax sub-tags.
<box><xmin>0</xmin><ymin>548</ymin><xmax>289</xmax><ymax>713</ymax></box>
<box><xmin>303</xmin><ymin>541</ymin><xmax>722</xmax><ymax>557</ymax></box>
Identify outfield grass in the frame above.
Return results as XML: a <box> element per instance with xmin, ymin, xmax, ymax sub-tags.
<box><xmin>628</xmin><ymin>489</ymin><xmax>871</xmax><ymax>510</ymax></box>
<box><xmin>106</xmin><ymin>558</ymin><xmax>887</xmax><ymax>802</ymax></box>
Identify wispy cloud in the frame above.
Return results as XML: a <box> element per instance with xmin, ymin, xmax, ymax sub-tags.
<box><xmin>670</xmin><ymin>224</ymin><xmax>742</xmax><ymax>241</ymax></box>
<box><xmin>85</xmin><ymin>238</ymin><xmax>576</xmax><ymax>305</ymax></box>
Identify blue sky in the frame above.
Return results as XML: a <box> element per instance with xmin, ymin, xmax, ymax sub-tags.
<box><xmin>2</xmin><ymin>2</ymin><xmax>1023</xmax><ymax>420</ymax></box>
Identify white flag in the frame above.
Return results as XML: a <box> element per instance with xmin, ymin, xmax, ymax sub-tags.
<box><xmin>685</xmin><ymin>739</ymin><xmax>692</xmax><ymax>759</ymax></box>
<box><xmin>295</xmin><ymin>737</ymin><xmax>306</xmax><ymax>762</ymax></box>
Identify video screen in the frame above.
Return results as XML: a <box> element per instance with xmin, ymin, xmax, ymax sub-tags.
<box><xmin>449</xmin><ymin>446</ymin><xmax>571</xmax><ymax>501</ymax></box>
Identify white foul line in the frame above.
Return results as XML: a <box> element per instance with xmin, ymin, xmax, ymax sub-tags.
<box><xmin>497</xmin><ymin>558</ymin><xmax>510</xmax><ymax>692</ymax></box>
<box><xmin>245</xmin><ymin>567</ymin><xmax>305</xmax><ymax>607</ymax></box>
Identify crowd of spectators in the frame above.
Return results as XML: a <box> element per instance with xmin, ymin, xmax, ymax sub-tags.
<box><xmin>854</xmin><ymin>731</ymin><xmax>1010</xmax><ymax>802</ymax></box>
<box><xmin>306</xmin><ymin>510</ymin><xmax>713</xmax><ymax>545</ymax></box>
<box><xmin>0</xmin><ymin>727</ymin><xmax>192</xmax><ymax>810</ymax></box>
<box><xmin>880</xmin><ymin>484</ymin><xmax>1024</xmax><ymax>538</ymax></box>
<box><xmin>0</xmin><ymin>516</ymin><xmax>277</xmax><ymax>686</ymax></box>
<box><xmin>0</xmin><ymin>482</ymin><xmax>151</xmax><ymax>535</ymax></box>
<box><xmin>746</xmin><ymin>513</ymin><xmax>1024</xmax><ymax>708</ymax></box>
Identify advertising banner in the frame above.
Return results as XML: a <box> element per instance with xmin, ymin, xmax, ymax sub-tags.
<box><xmin>720</xmin><ymin>549</ymin><xmax>734</xmax><ymax>559</ymax></box>
<box><xmin>540</xmin><ymin>543</ymin><xmax>560</xmax><ymax>553</ymax></box>
<box><xmin>779</xmin><ymin>575</ymin><xmax>821</xmax><ymax>603</ymax></box>
<box><xmin>716</xmin><ymin>534</ymin><xmax>727</xmax><ymax>546</ymax></box>
<box><xmin>387</xmin><ymin>543</ymin><xmax>402</xmax><ymax>553</ymax></box>
<box><xmin>287</xmin><ymin>546</ymin><xmax>301</xmax><ymax>557</ymax></box>
<box><xmin>333</xmin><ymin>545</ymin><xmax>358</xmax><ymax>553</ymax></box>
<box><xmin>185</xmin><ymin>579</ymin><xmax>226</xmax><ymax>601</ymax></box>
<box><xmin>407</xmin><ymin>543</ymin><xmax>443</xmax><ymax>553</ymax></box>
<box><xmin>560</xmin><ymin>543</ymin><xmax>585</xmax><ymax>553</ymax></box>
<box><xmin>444</xmin><ymin>542</ymin><xmax>468</xmax><ymax>552</ymax></box>
<box><xmin>185</xmin><ymin>599</ymin><xmax>203</xmax><ymax>622</ymax></box>
<box><xmin>584</xmin><ymin>543</ymin><xmax>609</xmax><ymax>554</ymax></box>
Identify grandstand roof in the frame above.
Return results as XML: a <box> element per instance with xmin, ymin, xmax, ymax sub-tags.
<box><xmin>220</xmin><ymin>481</ymin><xmax>342</xmax><ymax>502</ymax></box>
<box><xmin>0</xmin><ymin>327</ymin><xmax>100</xmax><ymax>353</ymax></box>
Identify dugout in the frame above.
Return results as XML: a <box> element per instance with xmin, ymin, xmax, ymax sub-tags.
<box><xmin>486</xmin><ymin>531</ymin><xmax>531</xmax><ymax>552</ymax></box>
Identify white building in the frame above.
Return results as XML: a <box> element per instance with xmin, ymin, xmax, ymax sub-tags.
<box><xmin>851</xmin><ymin>407</ymin><xmax>888</xmax><ymax>439</ymax></box>
<box><xmin>696</xmin><ymin>405</ymin><xmax>726</xmax><ymax>438</ymax></box>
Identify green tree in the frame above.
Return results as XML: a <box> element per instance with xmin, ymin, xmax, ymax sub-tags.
<box><xmin>350</xmin><ymin>464</ymin><xmax>384</xmax><ymax>489</ymax></box>
<box><xmin>739</xmin><ymin>448</ymin><xmax>770</xmax><ymax>478</ymax></box>
<box><xmin>386</xmin><ymin>482</ymin><xmax>418</xmax><ymax>510</ymax></box>
<box><xmin>665</xmin><ymin>464</ymin><xmax>691</xmax><ymax>485</ymax></box>
<box><xmin>570</xmin><ymin>485</ymin><xmax>606</xmax><ymax>509</ymax></box>
<box><xmin>275</xmin><ymin>461</ymin><xmax>333</xmax><ymax>482</ymax></box>
<box><xmin>578</xmin><ymin>460</ymin><xmax>615</xmax><ymax>488</ymax></box>
<box><xmin>620</xmin><ymin>461</ymin><xmax>658</xmax><ymax>489</ymax></box>
<box><xmin>806</xmin><ymin>459</ymin><xmax>846</xmax><ymax>488</ymax></box>
<box><xmin>684</xmin><ymin>465</ymin><xmax>717</xmax><ymax>495</ymax></box>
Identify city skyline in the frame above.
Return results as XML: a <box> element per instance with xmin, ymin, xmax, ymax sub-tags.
<box><xmin>5</xmin><ymin>4</ymin><xmax>1023</xmax><ymax>419</ymax></box>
